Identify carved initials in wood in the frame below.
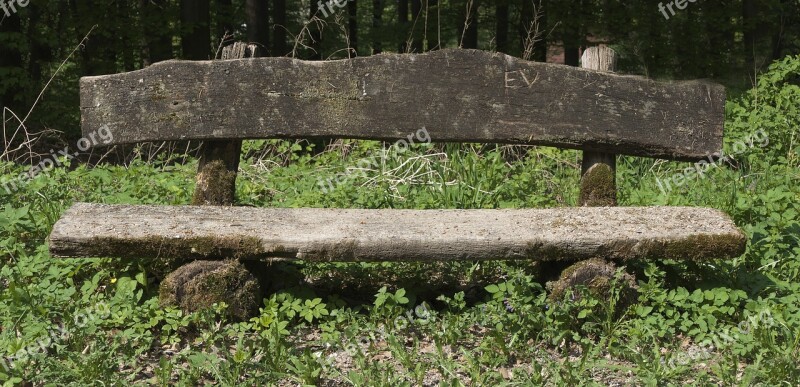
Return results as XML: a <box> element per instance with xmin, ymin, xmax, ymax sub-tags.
<box><xmin>504</xmin><ymin>70</ymin><xmax>539</xmax><ymax>89</ymax></box>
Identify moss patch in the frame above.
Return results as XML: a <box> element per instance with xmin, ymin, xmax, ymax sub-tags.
<box><xmin>579</xmin><ymin>163</ymin><xmax>616</xmax><ymax>207</ymax></box>
<box><xmin>193</xmin><ymin>160</ymin><xmax>237</xmax><ymax>206</ymax></box>
<box><xmin>546</xmin><ymin>258</ymin><xmax>637</xmax><ymax>307</ymax></box>
<box><xmin>310</xmin><ymin>239</ymin><xmax>359</xmax><ymax>261</ymax></box>
<box><xmin>88</xmin><ymin>235</ymin><xmax>267</xmax><ymax>279</ymax></box>
<box><xmin>159</xmin><ymin>260</ymin><xmax>261</xmax><ymax>322</ymax></box>
<box><xmin>658</xmin><ymin>233</ymin><xmax>747</xmax><ymax>260</ymax></box>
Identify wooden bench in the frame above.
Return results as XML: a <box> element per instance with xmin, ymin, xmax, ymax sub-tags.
<box><xmin>48</xmin><ymin>45</ymin><xmax>746</xmax><ymax>317</ymax></box>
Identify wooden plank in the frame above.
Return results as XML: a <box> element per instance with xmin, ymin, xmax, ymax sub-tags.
<box><xmin>80</xmin><ymin>49</ymin><xmax>726</xmax><ymax>161</ymax></box>
<box><xmin>49</xmin><ymin>203</ymin><xmax>746</xmax><ymax>262</ymax></box>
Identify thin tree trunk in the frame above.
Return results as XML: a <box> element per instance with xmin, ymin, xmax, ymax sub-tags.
<box><xmin>217</xmin><ymin>0</ymin><xmax>235</xmax><ymax>45</ymax></box>
<box><xmin>118</xmin><ymin>0</ymin><xmax>136</xmax><ymax>71</ymax></box>
<box><xmin>372</xmin><ymin>0</ymin><xmax>384</xmax><ymax>54</ymax></box>
<box><xmin>181</xmin><ymin>0</ymin><xmax>211</xmax><ymax>60</ymax></box>
<box><xmin>411</xmin><ymin>0</ymin><xmax>423</xmax><ymax>52</ymax></box>
<box><xmin>348</xmin><ymin>0</ymin><xmax>358</xmax><ymax>56</ymax></box>
<box><xmin>72</xmin><ymin>0</ymin><xmax>117</xmax><ymax>74</ymax></box>
<box><xmin>743</xmin><ymin>0</ymin><xmax>775</xmax><ymax>73</ymax></box>
<box><xmin>398</xmin><ymin>0</ymin><xmax>408</xmax><ymax>52</ymax></box>
<box><xmin>496</xmin><ymin>1</ymin><xmax>509</xmax><ymax>53</ymax></box>
<box><xmin>458</xmin><ymin>0</ymin><xmax>479</xmax><ymax>49</ymax></box>
<box><xmin>309</xmin><ymin>0</ymin><xmax>322</xmax><ymax>59</ymax></box>
<box><xmin>141</xmin><ymin>0</ymin><xmax>174</xmax><ymax>65</ymax></box>
<box><xmin>0</xmin><ymin>9</ymin><xmax>24</xmax><ymax>117</ymax></box>
<box><xmin>27</xmin><ymin>3</ymin><xmax>51</xmax><ymax>85</ymax></box>
<box><xmin>272</xmin><ymin>0</ymin><xmax>288</xmax><ymax>55</ymax></box>
<box><xmin>426</xmin><ymin>0</ymin><xmax>441</xmax><ymax>50</ymax></box>
<box><xmin>246</xmin><ymin>0</ymin><xmax>269</xmax><ymax>57</ymax></box>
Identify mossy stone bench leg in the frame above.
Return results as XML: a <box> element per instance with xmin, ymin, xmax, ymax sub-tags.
<box><xmin>546</xmin><ymin>258</ymin><xmax>637</xmax><ymax>306</ymax></box>
<box><xmin>159</xmin><ymin>260</ymin><xmax>261</xmax><ymax>321</ymax></box>
<box><xmin>158</xmin><ymin>42</ymin><xmax>263</xmax><ymax>321</ymax></box>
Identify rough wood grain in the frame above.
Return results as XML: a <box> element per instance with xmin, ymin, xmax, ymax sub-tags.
<box><xmin>49</xmin><ymin>203</ymin><xmax>746</xmax><ymax>262</ymax></box>
<box><xmin>80</xmin><ymin>49</ymin><xmax>725</xmax><ymax>161</ymax></box>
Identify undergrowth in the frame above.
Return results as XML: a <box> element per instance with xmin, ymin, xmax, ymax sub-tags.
<box><xmin>0</xmin><ymin>55</ymin><xmax>798</xmax><ymax>385</ymax></box>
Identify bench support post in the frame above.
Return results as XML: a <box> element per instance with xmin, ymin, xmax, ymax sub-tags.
<box><xmin>191</xmin><ymin>42</ymin><xmax>258</xmax><ymax>206</ymax></box>
<box><xmin>579</xmin><ymin>46</ymin><xmax>617</xmax><ymax>207</ymax></box>
<box><xmin>193</xmin><ymin>139</ymin><xmax>242</xmax><ymax>206</ymax></box>
<box><xmin>162</xmin><ymin>42</ymin><xmax>262</xmax><ymax>321</ymax></box>
<box><xmin>549</xmin><ymin>46</ymin><xmax>633</xmax><ymax>304</ymax></box>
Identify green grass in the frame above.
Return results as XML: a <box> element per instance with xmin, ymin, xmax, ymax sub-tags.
<box><xmin>0</xmin><ymin>55</ymin><xmax>798</xmax><ymax>385</ymax></box>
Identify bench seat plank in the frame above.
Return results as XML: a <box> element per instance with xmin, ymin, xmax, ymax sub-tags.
<box><xmin>49</xmin><ymin>203</ymin><xmax>745</xmax><ymax>262</ymax></box>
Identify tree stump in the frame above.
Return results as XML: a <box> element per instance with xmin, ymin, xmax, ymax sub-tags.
<box><xmin>546</xmin><ymin>258</ymin><xmax>637</xmax><ymax>312</ymax></box>
<box><xmin>159</xmin><ymin>260</ymin><xmax>261</xmax><ymax>322</ymax></box>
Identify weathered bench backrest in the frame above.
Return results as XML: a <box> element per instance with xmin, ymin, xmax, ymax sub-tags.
<box><xmin>80</xmin><ymin>49</ymin><xmax>725</xmax><ymax>161</ymax></box>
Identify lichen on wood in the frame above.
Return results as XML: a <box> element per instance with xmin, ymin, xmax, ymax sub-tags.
<box><xmin>79</xmin><ymin>49</ymin><xmax>727</xmax><ymax>161</ymax></box>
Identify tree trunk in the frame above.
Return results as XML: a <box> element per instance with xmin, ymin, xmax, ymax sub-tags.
<box><xmin>216</xmin><ymin>0</ymin><xmax>235</xmax><ymax>46</ymax></box>
<box><xmin>411</xmin><ymin>0</ymin><xmax>423</xmax><ymax>52</ymax></box>
<box><xmin>141</xmin><ymin>0</ymin><xmax>174</xmax><ymax>65</ymax></box>
<box><xmin>27</xmin><ymin>3</ymin><xmax>52</xmax><ymax>87</ymax></box>
<box><xmin>551</xmin><ymin>0</ymin><xmax>591</xmax><ymax>67</ymax></box>
<box><xmin>272</xmin><ymin>0</ymin><xmax>289</xmax><ymax>56</ymax></box>
<box><xmin>496</xmin><ymin>1</ymin><xmax>509</xmax><ymax>53</ymax></box>
<box><xmin>0</xmin><ymin>8</ymin><xmax>25</xmax><ymax>121</ymax></box>
<box><xmin>246</xmin><ymin>0</ymin><xmax>269</xmax><ymax>57</ymax></box>
<box><xmin>428</xmin><ymin>0</ymin><xmax>441</xmax><ymax>50</ymax></box>
<box><xmin>181</xmin><ymin>0</ymin><xmax>211</xmax><ymax>60</ymax></box>
<box><xmin>272</xmin><ymin>0</ymin><xmax>288</xmax><ymax>56</ymax></box>
<box><xmin>309</xmin><ymin>0</ymin><xmax>323</xmax><ymax>59</ymax></box>
<box><xmin>348</xmin><ymin>0</ymin><xmax>358</xmax><ymax>56</ymax></box>
<box><xmin>398</xmin><ymin>0</ymin><xmax>409</xmax><ymax>52</ymax></box>
<box><xmin>72</xmin><ymin>0</ymin><xmax>117</xmax><ymax>75</ymax></box>
<box><xmin>118</xmin><ymin>0</ymin><xmax>136</xmax><ymax>71</ymax></box>
<box><xmin>743</xmin><ymin>0</ymin><xmax>775</xmax><ymax>74</ymax></box>
<box><xmin>372</xmin><ymin>0</ymin><xmax>384</xmax><ymax>54</ymax></box>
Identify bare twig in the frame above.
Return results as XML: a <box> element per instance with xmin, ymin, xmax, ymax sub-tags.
<box><xmin>522</xmin><ymin>1</ymin><xmax>544</xmax><ymax>61</ymax></box>
<box><xmin>291</xmin><ymin>15</ymin><xmax>327</xmax><ymax>59</ymax></box>
<box><xmin>459</xmin><ymin>0</ymin><xmax>474</xmax><ymax>49</ymax></box>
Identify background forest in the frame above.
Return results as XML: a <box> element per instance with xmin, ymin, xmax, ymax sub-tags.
<box><xmin>1</xmin><ymin>0</ymin><xmax>799</xmax><ymax>141</ymax></box>
<box><xmin>1</xmin><ymin>0</ymin><xmax>800</xmax><ymax>385</ymax></box>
